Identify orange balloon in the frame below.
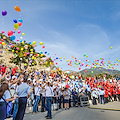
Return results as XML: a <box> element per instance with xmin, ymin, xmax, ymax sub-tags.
<box><xmin>14</xmin><ymin>6</ymin><xmax>21</xmax><ymax>12</ymax></box>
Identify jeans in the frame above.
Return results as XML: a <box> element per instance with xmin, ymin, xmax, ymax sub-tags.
<box><xmin>72</xmin><ymin>96</ymin><xmax>77</xmax><ymax>107</ymax></box>
<box><xmin>30</xmin><ymin>93</ymin><xmax>34</xmax><ymax>105</ymax></box>
<box><xmin>13</xmin><ymin>98</ymin><xmax>18</xmax><ymax>120</ymax></box>
<box><xmin>41</xmin><ymin>97</ymin><xmax>45</xmax><ymax>112</ymax></box>
<box><xmin>15</xmin><ymin>97</ymin><xmax>27</xmax><ymax>120</ymax></box>
<box><xmin>0</xmin><ymin>102</ymin><xmax>6</xmax><ymax>120</ymax></box>
<box><xmin>100</xmin><ymin>95</ymin><xmax>104</xmax><ymax>104</ymax></box>
<box><xmin>33</xmin><ymin>96</ymin><xmax>40</xmax><ymax>112</ymax></box>
<box><xmin>46</xmin><ymin>97</ymin><xmax>52</xmax><ymax>117</ymax></box>
<box><xmin>58</xmin><ymin>96</ymin><xmax>62</xmax><ymax>109</ymax></box>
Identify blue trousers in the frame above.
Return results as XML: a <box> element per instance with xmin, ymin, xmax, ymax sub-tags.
<box><xmin>33</xmin><ymin>96</ymin><xmax>40</xmax><ymax>112</ymax></box>
<box><xmin>15</xmin><ymin>97</ymin><xmax>27</xmax><ymax>120</ymax></box>
<box><xmin>73</xmin><ymin>96</ymin><xmax>77</xmax><ymax>106</ymax></box>
<box><xmin>46</xmin><ymin>97</ymin><xmax>52</xmax><ymax>117</ymax></box>
<box><xmin>41</xmin><ymin>97</ymin><xmax>45</xmax><ymax>112</ymax></box>
<box><xmin>13</xmin><ymin>98</ymin><xmax>18</xmax><ymax>120</ymax></box>
<box><xmin>0</xmin><ymin>102</ymin><xmax>6</xmax><ymax>120</ymax></box>
<box><xmin>58</xmin><ymin>96</ymin><xmax>62</xmax><ymax>109</ymax></box>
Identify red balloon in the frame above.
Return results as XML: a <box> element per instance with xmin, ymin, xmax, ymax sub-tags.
<box><xmin>18</xmin><ymin>22</ymin><xmax>22</xmax><ymax>26</ymax></box>
<box><xmin>79</xmin><ymin>68</ymin><xmax>81</xmax><ymax>70</ymax></box>
<box><xmin>0</xmin><ymin>42</ymin><xmax>2</xmax><ymax>44</ymax></box>
<box><xmin>85</xmin><ymin>70</ymin><xmax>87</xmax><ymax>73</ymax></box>
<box><xmin>55</xmin><ymin>63</ymin><xmax>57</xmax><ymax>65</ymax></box>
<box><xmin>42</xmin><ymin>46</ymin><xmax>45</xmax><ymax>48</ymax></box>
<box><xmin>8</xmin><ymin>30</ymin><xmax>13</xmax><ymax>36</ymax></box>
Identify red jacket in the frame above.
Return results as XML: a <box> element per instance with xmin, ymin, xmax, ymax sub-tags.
<box><xmin>113</xmin><ymin>89</ymin><xmax>116</xmax><ymax>95</ymax></box>
<box><xmin>104</xmin><ymin>90</ymin><xmax>108</xmax><ymax>97</ymax></box>
<box><xmin>117</xmin><ymin>89</ymin><xmax>120</xmax><ymax>95</ymax></box>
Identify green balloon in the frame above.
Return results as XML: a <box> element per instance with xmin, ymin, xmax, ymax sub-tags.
<box><xmin>14</xmin><ymin>23</ymin><xmax>19</xmax><ymax>29</ymax></box>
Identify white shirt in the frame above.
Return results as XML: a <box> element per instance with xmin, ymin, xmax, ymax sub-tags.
<box><xmin>34</xmin><ymin>87</ymin><xmax>42</xmax><ymax>96</ymax></box>
<box><xmin>45</xmin><ymin>85</ymin><xmax>54</xmax><ymax>97</ymax></box>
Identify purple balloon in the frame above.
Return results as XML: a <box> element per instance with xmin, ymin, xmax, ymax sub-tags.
<box><xmin>2</xmin><ymin>10</ymin><xmax>7</xmax><ymax>16</ymax></box>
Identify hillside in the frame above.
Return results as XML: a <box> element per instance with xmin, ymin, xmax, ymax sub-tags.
<box><xmin>79</xmin><ymin>67</ymin><xmax>120</xmax><ymax>76</ymax></box>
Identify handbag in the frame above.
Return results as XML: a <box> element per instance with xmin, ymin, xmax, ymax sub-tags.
<box><xmin>2</xmin><ymin>97</ymin><xmax>12</xmax><ymax>117</ymax></box>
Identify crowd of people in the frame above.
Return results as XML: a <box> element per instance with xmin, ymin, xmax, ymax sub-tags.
<box><xmin>0</xmin><ymin>64</ymin><xmax>120</xmax><ymax>120</ymax></box>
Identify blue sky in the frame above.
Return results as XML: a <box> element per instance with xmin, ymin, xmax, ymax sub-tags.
<box><xmin>1</xmin><ymin>0</ymin><xmax>120</xmax><ymax>71</ymax></box>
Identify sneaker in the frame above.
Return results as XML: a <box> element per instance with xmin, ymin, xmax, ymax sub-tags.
<box><xmin>45</xmin><ymin>115</ymin><xmax>49</xmax><ymax>118</ymax></box>
<box><xmin>46</xmin><ymin>116</ymin><xmax>52</xmax><ymax>119</ymax></box>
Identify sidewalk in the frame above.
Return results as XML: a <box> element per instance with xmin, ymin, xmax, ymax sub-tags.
<box><xmin>89</xmin><ymin>100</ymin><xmax>120</xmax><ymax>111</ymax></box>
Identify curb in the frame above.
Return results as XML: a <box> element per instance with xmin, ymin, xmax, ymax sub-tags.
<box><xmin>88</xmin><ymin>106</ymin><xmax>120</xmax><ymax>111</ymax></box>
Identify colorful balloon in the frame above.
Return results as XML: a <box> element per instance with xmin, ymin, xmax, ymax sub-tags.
<box><xmin>40</xmin><ymin>42</ymin><xmax>43</xmax><ymax>45</ymax></box>
<box><xmin>7</xmin><ymin>31</ymin><xmax>13</xmax><ymax>36</ymax></box>
<box><xmin>42</xmin><ymin>46</ymin><xmax>45</xmax><ymax>49</ymax></box>
<box><xmin>18</xmin><ymin>30</ymin><xmax>21</xmax><ymax>34</ymax></box>
<box><xmin>18</xmin><ymin>22</ymin><xmax>22</xmax><ymax>26</ymax></box>
<box><xmin>22</xmin><ymin>33</ymin><xmax>25</xmax><ymax>36</ymax></box>
<box><xmin>2</xmin><ymin>42</ymin><xmax>5</xmax><ymax>45</ymax></box>
<box><xmin>2</xmin><ymin>10</ymin><xmax>7</xmax><ymax>16</ymax></box>
<box><xmin>14</xmin><ymin>23</ymin><xmax>19</xmax><ymax>29</ymax></box>
<box><xmin>33</xmin><ymin>41</ymin><xmax>36</xmax><ymax>45</ymax></box>
<box><xmin>1</xmin><ymin>31</ymin><xmax>5</xmax><ymax>34</ymax></box>
<box><xmin>18</xmin><ymin>19</ymin><xmax>23</xmax><ymax>23</ymax></box>
<box><xmin>14</xmin><ymin>6</ymin><xmax>21</xmax><ymax>12</ymax></box>
<box><xmin>11</xmin><ymin>36</ymin><xmax>16</xmax><ymax>41</ymax></box>
<box><xmin>13</xmin><ymin>19</ymin><xmax>17</xmax><ymax>23</ymax></box>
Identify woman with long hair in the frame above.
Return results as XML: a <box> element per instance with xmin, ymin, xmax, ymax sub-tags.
<box><xmin>0</xmin><ymin>83</ymin><xmax>16</xmax><ymax>120</ymax></box>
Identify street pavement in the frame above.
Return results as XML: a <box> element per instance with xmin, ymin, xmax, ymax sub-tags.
<box><xmin>90</xmin><ymin>101</ymin><xmax>120</xmax><ymax>110</ymax></box>
<box><xmin>23</xmin><ymin>107</ymin><xmax>120</xmax><ymax>120</ymax></box>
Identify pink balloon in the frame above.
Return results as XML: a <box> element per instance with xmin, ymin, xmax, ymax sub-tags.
<box><xmin>18</xmin><ymin>30</ymin><xmax>21</xmax><ymax>34</ymax></box>
<box><xmin>16</xmin><ymin>39</ymin><xmax>19</xmax><ymax>42</ymax></box>
<box><xmin>1</xmin><ymin>31</ymin><xmax>5</xmax><ymax>34</ymax></box>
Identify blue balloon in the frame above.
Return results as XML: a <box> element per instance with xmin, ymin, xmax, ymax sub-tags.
<box><xmin>29</xmin><ymin>42</ymin><xmax>31</xmax><ymax>44</ymax></box>
<box><xmin>40</xmin><ymin>51</ymin><xmax>43</xmax><ymax>54</ymax></box>
<box><xmin>11</xmin><ymin>36</ymin><xmax>16</xmax><ymax>41</ymax></box>
<box><xmin>18</xmin><ymin>19</ymin><xmax>23</xmax><ymax>23</ymax></box>
<box><xmin>20</xmin><ymin>40</ymin><xmax>22</xmax><ymax>43</ymax></box>
<box><xmin>45</xmin><ymin>51</ymin><xmax>47</xmax><ymax>54</ymax></box>
<box><xmin>13</xmin><ymin>19</ymin><xmax>17</xmax><ymax>23</ymax></box>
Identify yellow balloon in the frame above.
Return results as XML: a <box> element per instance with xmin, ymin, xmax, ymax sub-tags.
<box><xmin>21</xmin><ymin>41</ymin><xmax>24</xmax><ymax>44</ymax></box>
<box><xmin>32</xmin><ymin>63</ymin><xmax>34</xmax><ymax>65</ymax></box>
<box><xmin>41</xmin><ymin>54</ymin><xmax>43</xmax><ymax>57</ymax></box>
<box><xmin>24</xmin><ymin>63</ymin><xmax>27</xmax><ymax>66</ymax></box>
<box><xmin>6</xmin><ymin>49</ymin><xmax>8</xmax><ymax>51</ymax></box>
<box><xmin>94</xmin><ymin>66</ymin><xmax>96</xmax><ymax>68</ymax></box>
<box><xmin>2</xmin><ymin>42</ymin><xmax>5</xmax><ymax>45</ymax></box>
<box><xmin>21</xmin><ymin>48</ymin><xmax>24</xmax><ymax>51</ymax></box>
<box><xmin>12</xmin><ymin>50</ymin><xmax>14</xmax><ymax>52</ymax></box>
<box><xmin>33</xmin><ymin>41</ymin><xmax>36</xmax><ymax>45</ymax></box>
<box><xmin>22</xmin><ymin>33</ymin><xmax>25</xmax><ymax>36</ymax></box>
<box><xmin>110</xmin><ymin>46</ymin><xmax>113</xmax><ymax>49</ymax></box>
<box><xmin>40</xmin><ymin>42</ymin><xmax>43</xmax><ymax>45</ymax></box>
<box><xmin>30</xmin><ymin>49</ymin><xmax>33</xmax><ymax>52</ymax></box>
<box><xmin>31</xmin><ymin>52</ymin><xmax>33</xmax><ymax>54</ymax></box>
